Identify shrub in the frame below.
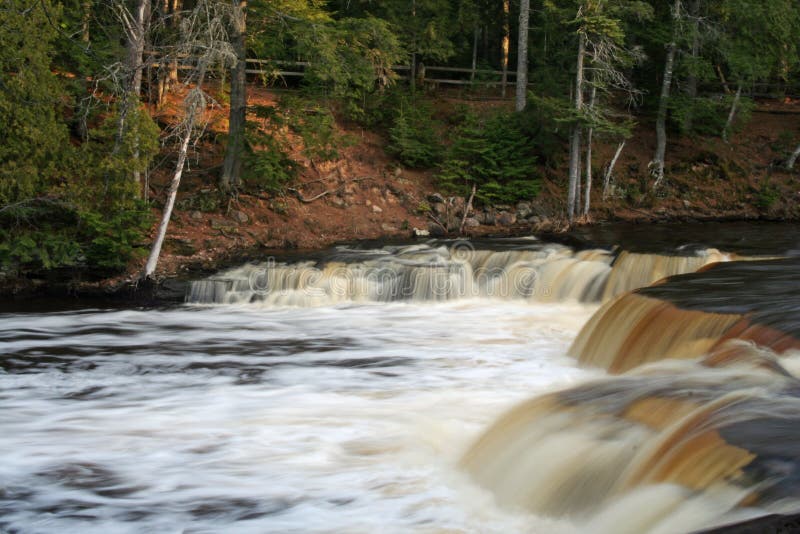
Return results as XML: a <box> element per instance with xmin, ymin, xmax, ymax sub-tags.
<box><xmin>437</xmin><ymin>111</ymin><xmax>541</xmax><ymax>204</ymax></box>
<box><xmin>387</xmin><ymin>99</ymin><xmax>442</xmax><ymax>168</ymax></box>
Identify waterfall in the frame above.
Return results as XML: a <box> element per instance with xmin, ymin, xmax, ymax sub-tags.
<box><xmin>571</xmin><ymin>259</ymin><xmax>800</xmax><ymax>373</ymax></box>
<box><xmin>187</xmin><ymin>241</ymin><xmax>731</xmax><ymax>306</ymax></box>
<box><xmin>461</xmin><ymin>345</ymin><xmax>800</xmax><ymax>533</ymax></box>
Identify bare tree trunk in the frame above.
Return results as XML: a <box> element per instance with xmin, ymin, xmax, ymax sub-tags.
<box><xmin>722</xmin><ymin>83</ymin><xmax>742</xmax><ymax>142</ymax></box>
<box><xmin>144</xmin><ymin>67</ymin><xmax>207</xmax><ymax>279</ymax></box>
<box><xmin>684</xmin><ymin>0</ymin><xmax>700</xmax><ymax>132</ymax></box>
<box><xmin>81</xmin><ymin>0</ymin><xmax>91</xmax><ymax>42</ymax></box>
<box><xmin>786</xmin><ymin>144</ymin><xmax>800</xmax><ymax>170</ymax></box>
<box><xmin>129</xmin><ymin>0</ymin><xmax>151</xmax><ymax>190</ymax></box>
<box><xmin>460</xmin><ymin>183</ymin><xmax>477</xmax><ymax>234</ymax></box>
<box><xmin>651</xmin><ymin>0</ymin><xmax>681</xmax><ymax>189</ymax></box>
<box><xmin>410</xmin><ymin>0</ymin><xmax>417</xmax><ymax>94</ymax></box>
<box><xmin>111</xmin><ymin>0</ymin><xmax>151</xmax><ymax>195</ymax></box>
<box><xmin>583</xmin><ymin>85</ymin><xmax>596</xmax><ymax>216</ymax></box>
<box><xmin>515</xmin><ymin>0</ymin><xmax>530</xmax><ymax>112</ymax></box>
<box><xmin>471</xmin><ymin>26</ymin><xmax>479</xmax><ymax>83</ymax></box>
<box><xmin>567</xmin><ymin>32</ymin><xmax>586</xmax><ymax>221</ymax></box>
<box><xmin>158</xmin><ymin>0</ymin><xmax>182</xmax><ymax>106</ymax></box>
<box><xmin>603</xmin><ymin>140</ymin><xmax>626</xmax><ymax>199</ymax></box>
<box><xmin>220</xmin><ymin>0</ymin><xmax>247</xmax><ymax>192</ymax></box>
<box><xmin>500</xmin><ymin>0</ymin><xmax>510</xmax><ymax>98</ymax></box>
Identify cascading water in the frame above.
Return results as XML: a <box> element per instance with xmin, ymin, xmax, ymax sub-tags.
<box><xmin>187</xmin><ymin>240</ymin><xmax>731</xmax><ymax>306</ymax></box>
<box><xmin>3</xmin><ymin>230</ymin><xmax>797</xmax><ymax>533</ymax></box>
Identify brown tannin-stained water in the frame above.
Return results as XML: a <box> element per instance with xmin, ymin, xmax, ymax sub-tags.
<box><xmin>3</xmin><ymin>226</ymin><xmax>800</xmax><ymax>533</ymax></box>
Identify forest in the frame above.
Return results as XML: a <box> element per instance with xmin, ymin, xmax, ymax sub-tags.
<box><xmin>1</xmin><ymin>0</ymin><xmax>800</xmax><ymax>284</ymax></box>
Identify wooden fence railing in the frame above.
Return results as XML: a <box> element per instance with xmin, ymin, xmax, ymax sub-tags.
<box><xmin>148</xmin><ymin>55</ymin><xmax>800</xmax><ymax>98</ymax></box>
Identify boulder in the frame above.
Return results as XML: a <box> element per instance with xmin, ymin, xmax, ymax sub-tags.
<box><xmin>427</xmin><ymin>222</ymin><xmax>446</xmax><ymax>237</ymax></box>
<box><xmin>497</xmin><ymin>211</ymin><xmax>517</xmax><ymax>226</ymax></box>
<box><xmin>463</xmin><ymin>217</ymin><xmax>481</xmax><ymax>228</ymax></box>
<box><xmin>427</xmin><ymin>192</ymin><xmax>445</xmax><ymax>204</ymax></box>
<box><xmin>412</xmin><ymin>227</ymin><xmax>430</xmax><ymax>237</ymax></box>
<box><xmin>231</xmin><ymin>210</ymin><xmax>249</xmax><ymax>224</ymax></box>
<box><xmin>372</xmin><ymin>205</ymin><xmax>383</xmax><ymax>213</ymax></box>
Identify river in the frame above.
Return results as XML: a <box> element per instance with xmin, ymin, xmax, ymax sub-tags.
<box><xmin>2</xmin><ymin>229</ymin><xmax>799</xmax><ymax>533</ymax></box>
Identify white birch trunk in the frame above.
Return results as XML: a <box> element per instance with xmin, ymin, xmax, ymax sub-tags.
<box><xmin>515</xmin><ymin>0</ymin><xmax>530</xmax><ymax>112</ymax></box>
<box><xmin>583</xmin><ymin>85</ymin><xmax>596</xmax><ymax>217</ymax></box>
<box><xmin>603</xmin><ymin>140</ymin><xmax>625</xmax><ymax>199</ymax></box>
<box><xmin>722</xmin><ymin>84</ymin><xmax>742</xmax><ymax>142</ymax></box>
<box><xmin>651</xmin><ymin>0</ymin><xmax>681</xmax><ymax>189</ymax></box>
<box><xmin>786</xmin><ymin>144</ymin><xmax>800</xmax><ymax>170</ymax></box>
<box><xmin>471</xmin><ymin>26</ymin><xmax>479</xmax><ymax>83</ymax></box>
<box><xmin>567</xmin><ymin>32</ymin><xmax>586</xmax><ymax>221</ymax></box>
<box><xmin>143</xmin><ymin>68</ymin><xmax>207</xmax><ymax>279</ymax></box>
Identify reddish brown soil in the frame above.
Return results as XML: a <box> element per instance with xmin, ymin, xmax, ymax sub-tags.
<box><xmin>135</xmin><ymin>86</ymin><xmax>800</xmax><ymax>282</ymax></box>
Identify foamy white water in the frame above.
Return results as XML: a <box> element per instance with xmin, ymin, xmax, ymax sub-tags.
<box><xmin>0</xmin><ymin>300</ymin><xmax>597</xmax><ymax>533</ymax></box>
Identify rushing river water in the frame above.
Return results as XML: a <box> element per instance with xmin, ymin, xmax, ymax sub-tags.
<box><xmin>3</xmin><ymin>230</ymin><xmax>799</xmax><ymax>533</ymax></box>
<box><xmin>0</xmin><ymin>300</ymin><xmax>597</xmax><ymax>533</ymax></box>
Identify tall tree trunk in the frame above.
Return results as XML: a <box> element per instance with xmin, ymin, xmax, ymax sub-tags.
<box><xmin>722</xmin><ymin>83</ymin><xmax>742</xmax><ymax>142</ymax></box>
<box><xmin>112</xmin><ymin>0</ymin><xmax>151</xmax><ymax>195</ymax></box>
<box><xmin>129</xmin><ymin>0</ymin><xmax>151</xmax><ymax>190</ymax></box>
<box><xmin>220</xmin><ymin>0</ymin><xmax>247</xmax><ymax>192</ymax></box>
<box><xmin>410</xmin><ymin>0</ymin><xmax>417</xmax><ymax>93</ymax></box>
<box><xmin>684</xmin><ymin>0</ymin><xmax>700</xmax><ymax>132</ymax></box>
<box><xmin>144</xmin><ymin>66</ymin><xmax>207</xmax><ymax>279</ymax></box>
<box><xmin>81</xmin><ymin>0</ymin><xmax>91</xmax><ymax>42</ymax></box>
<box><xmin>651</xmin><ymin>0</ymin><xmax>681</xmax><ymax>189</ymax></box>
<box><xmin>603</xmin><ymin>141</ymin><xmax>626</xmax><ymax>199</ymax></box>
<box><xmin>567</xmin><ymin>32</ymin><xmax>586</xmax><ymax>221</ymax></box>
<box><xmin>500</xmin><ymin>0</ymin><xmax>510</xmax><ymax>98</ymax></box>
<box><xmin>158</xmin><ymin>0</ymin><xmax>182</xmax><ymax>106</ymax></box>
<box><xmin>515</xmin><ymin>0</ymin><xmax>530</xmax><ymax>112</ymax></box>
<box><xmin>583</xmin><ymin>85</ymin><xmax>597</xmax><ymax>217</ymax></box>
<box><xmin>786</xmin><ymin>144</ymin><xmax>800</xmax><ymax>170</ymax></box>
<box><xmin>471</xmin><ymin>26</ymin><xmax>479</xmax><ymax>83</ymax></box>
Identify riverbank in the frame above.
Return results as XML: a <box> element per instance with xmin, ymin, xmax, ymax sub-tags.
<box><xmin>3</xmin><ymin>90</ymin><xmax>799</xmax><ymax>300</ymax></box>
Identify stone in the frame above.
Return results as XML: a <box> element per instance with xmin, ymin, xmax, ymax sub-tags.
<box><xmin>427</xmin><ymin>222</ymin><xmax>446</xmax><ymax>237</ymax></box>
<box><xmin>427</xmin><ymin>193</ymin><xmax>445</xmax><ymax>204</ymax></box>
<box><xmin>484</xmin><ymin>210</ymin><xmax>496</xmax><ymax>226</ymax></box>
<box><xmin>380</xmin><ymin>223</ymin><xmax>397</xmax><ymax>232</ymax></box>
<box><xmin>412</xmin><ymin>227</ymin><xmax>430</xmax><ymax>237</ymax></box>
<box><xmin>372</xmin><ymin>205</ymin><xmax>383</xmax><ymax>213</ymax></box>
<box><xmin>231</xmin><ymin>210</ymin><xmax>249</xmax><ymax>224</ymax></box>
<box><xmin>331</xmin><ymin>195</ymin><xmax>346</xmax><ymax>208</ymax></box>
<box><xmin>463</xmin><ymin>217</ymin><xmax>480</xmax><ymax>228</ymax></box>
<box><xmin>497</xmin><ymin>211</ymin><xmax>517</xmax><ymax>226</ymax></box>
<box><xmin>516</xmin><ymin>202</ymin><xmax>533</xmax><ymax>219</ymax></box>
<box><xmin>683</xmin><ymin>199</ymin><xmax>692</xmax><ymax>208</ymax></box>
<box><xmin>191</xmin><ymin>211</ymin><xmax>203</xmax><ymax>220</ymax></box>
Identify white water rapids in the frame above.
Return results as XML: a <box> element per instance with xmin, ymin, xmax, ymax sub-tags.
<box><xmin>0</xmin><ymin>300</ymin><xmax>598</xmax><ymax>533</ymax></box>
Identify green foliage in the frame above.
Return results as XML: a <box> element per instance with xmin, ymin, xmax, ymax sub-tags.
<box><xmin>756</xmin><ymin>182</ymin><xmax>780</xmax><ymax>210</ymax></box>
<box><xmin>79</xmin><ymin>203</ymin><xmax>151</xmax><ymax>269</ymax></box>
<box><xmin>0</xmin><ymin>0</ymin><xmax>157</xmax><ymax>275</ymax></box>
<box><xmin>243</xmin><ymin>129</ymin><xmax>299</xmax><ymax>193</ymax></box>
<box><xmin>0</xmin><ymin>0</ymin><xmax>70</xmax><ymax>206</ymax></box>
<box><xmin>669</xmin><ymin>94</ymin><xmax>753</xmax><ymax>137</ymax></box>
<box><xmin>387</xmin><ymin>98</ymin><xmax>442</xmax><ymax>168</ymax></box>
<box><xmin>437</xmin><ymin>111</ymin><xmax>540</xmax><ymax>204</ymax></box>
